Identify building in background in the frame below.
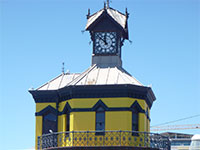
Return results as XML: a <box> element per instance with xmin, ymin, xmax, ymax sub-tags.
<box><xmin>189</xmin><ymin>134</ymin><xmax>200</xmax><ymax>150</ymax></box>
<box><xmin>29</xmin><ymin>1</ymin><xmax>170</xmax><ymax>150</ymax></box>
<box><xmin>161</xmin><ymin>132</ymin><xmax>193</xmax><ymax>150</ymax></box>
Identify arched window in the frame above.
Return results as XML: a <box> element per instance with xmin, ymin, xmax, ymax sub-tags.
<box><xmin>96</xmin><ymin>106</ymin><xmax>105</xmax><ymax>134</ymax></box>
<box><xmin>132</xmin><ymin>109</ymin><xmax>139</xmax><ymax>132</ymax></box>
<box><xmin>66</xmin><ymin>112</ymin><xmax>70</xmax><ymax>132</ymax></box>
<box><xmin>43</xmin><ymin>113</ymin><xmax>57</xmax><ymax>134</ymax></box>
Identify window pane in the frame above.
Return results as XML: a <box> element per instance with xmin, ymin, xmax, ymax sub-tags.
<box><xmin>97</xmin><ymin>107</ymin><xmax>104</xmax><ymax>112</ymax></box>
<box><xmin>96</xmin><ymin>122</ymin><xmax>105</xmax><ymax>130</ymax></box>
<box><xmin>44</xmin><ymin>113</ymin><xmax>57</xmax><ymax>121</ymax></box>
<box><xmin>66</xmin><ymin>113</ymin><xmax>70</xmax><ymax>131</ymax></box>
<box><xmin>96</xmin><ymin>112</ymin><xmax>105</xmax><ymax>122</ymax></box>
<box><xmin>43</xmin><ymin>113</ymin><xmax>57</xmax><ymax>134</ymax></box>
<box><xmin>132</xmin><ymin>124</ymin><xmax>137</xmax><ymax>131</ymax></box>
<box><xmin>132</xmin><ymin>112</ymin><xmax>138</xmax><ymax>123</ymax></box>
<box><xmin>96</xmin><ymin>111</ymin><xmax>105</xmax><ymax>131</ymax></box>
<box><xmin>132</xmin><ymin>111</ymin><xmax>138</xmax><ymax>131</ymax></box>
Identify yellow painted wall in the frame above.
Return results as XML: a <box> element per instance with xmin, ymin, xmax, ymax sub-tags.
<box><xmin>35</xmin><ymin>97</ymin><xmax>150</xmax><ymax>148</ymax></box>
<box><xmin>103</xmin><ymin>98</ymin><xmax>146</xmax><ymax>110</ymax></box>
<box><xmin>146</xmin><ymin>119</ymin><xmax>150</xmax><ymax>132</ymax></box>
<box><xmin>106</xmin><ymin>111</ymin><xmax>132</xmax><ymax>131</ymax></box>
<box><xmin>58</xmin><ymin>114</ymin><xmax>66</xmax><ymax>132</ymax></box>
<box><xmin>58</xmin><ymin>98</ymin><xmax>146</xmax><ymax>112</ymax></box>
<box><xmin>139</xmin><ymin>113</ymin><xmax>146</xmax><ymax>132</ymax></box>
<box><xmin>58</xmin><ymin>101</ymin><xmax>67</xmax><ymax>112</ymax></box>
<box><xmin>35</xmin><ymin>116</ymin><xmax>42</xmax><ymax>150</ymax></box>
<box><xmin>70</xmin><ymin>112</ymin><xmax>95</xmax><ymax>131</ymax></box>
<box><xmin>36</xmin><ymin>103</ymin><xmax>56</xmax><ymax>112</ymax></box>
<box><xmin>69</xmin><ymin>99</ymin><xmax>98</xmax><ymax>109</ymax></box>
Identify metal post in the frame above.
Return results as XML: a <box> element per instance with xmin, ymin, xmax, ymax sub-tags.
<box><xmin>38</xmin><ymin>136</ymin><xmax>40</xmax><ymax>150</ymax></box>
<box><xmin>119</xmin><ymin>130</ymin><xmax>121</xmax><ymax>146</ymax></box>
<box><xmin>103</xmin><ymin>131</ymin><xmax>105</xmax><ymax>146</ymax></box>
<box><xmin>72</xmin><ymin>131</ymin><xmax>74</xmax><ymax>146</ymax></box>
<box><xmin>87</xmin><ymin>131</ymin><xmax>89</xmax><ymax>146</ymax></box>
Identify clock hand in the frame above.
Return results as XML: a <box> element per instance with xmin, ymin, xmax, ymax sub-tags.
<box><xmin>96</xmin><ymin>33</ymin><xmax>107</xmax><ymax>45</ymax></box>
<box><xmin>97</xmin><ymin>34</ymin><xmax>105</xmax><ymax>42</ymax></box>
<box><xmin>104</xmin><ymin>33</ymin><xmax>107</xmax><ymax>45</ymax></box>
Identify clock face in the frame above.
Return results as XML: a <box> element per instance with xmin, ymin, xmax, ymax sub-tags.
<box><xmin>94</xmin><ymin>32</ymin><xmax>117</xmax><ymax>54</ymax></box>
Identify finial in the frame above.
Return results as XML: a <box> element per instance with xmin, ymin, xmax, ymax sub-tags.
<box><xmin>107</xmin><ymin>0</ymin><xmax>109</xmax><ymax>8</ymax></box>
<box><xmin>62</xmin><ymin>62</ymin><xmax>65</xmax><ymax>74</ymax></box>
<box><xmin>104</xmin><ymin>1</ymin><xmax>106</xmax><ymax>9</ymax></box>
<box><xmin>125</xmin><ymin>7</ymin><xmax>129</xmax><ymax>18</ymax></box>
<box><xmin>87</xmin><ymin>8</ymin><xmax>90</xmax><ymax>19</ymax></box>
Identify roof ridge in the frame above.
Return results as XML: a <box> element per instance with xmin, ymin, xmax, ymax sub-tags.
<box><xmin>120</xmin><ymin>67</ymin><xmax>143</xmax><ymax>86</ymax></box>
<box><xmin>58</xmin><ymin>73</ymin><xmax>65</xmax><ymax>89</ymax></box>
<box><xmin>115</xmin><ymin>67</ymin><xmax>128</xmax><ymax>84</ymax></box>
<box><xmin>66</xmin><ymin>64</ymin><xmax>97</xmax><ymax>86</ymax></box>
<box><xmin>108</xmin><ymin>7</ymin><xmax>126</xmax><ymax>16</ymax></box>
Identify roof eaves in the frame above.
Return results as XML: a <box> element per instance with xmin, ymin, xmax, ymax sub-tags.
<box><xmin>36</xmin><ymin>73</ymin><xmax>63</xmax><ymax>90</ymax></box>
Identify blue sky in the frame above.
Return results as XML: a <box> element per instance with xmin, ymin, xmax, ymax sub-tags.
<box><xmin>0</xmin><ymin>0</ymin><xmax>199</xmax><ymax>149</ymax></box>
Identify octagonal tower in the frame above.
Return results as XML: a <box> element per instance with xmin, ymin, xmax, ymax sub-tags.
<box><xmin>29</xmin><ymin>2</ymin><xmax>170</xmax><ymax>150</ymax></box>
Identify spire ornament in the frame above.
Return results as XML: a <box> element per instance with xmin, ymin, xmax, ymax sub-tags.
<box><xmin>62</xmin><ymin>62</ymin><xmax>65</xmax><ymax>74</ymax></box>
<box><xmin>87</xmin><ymin>8</ymin><xmax>90</xmax><ymax>19</ymax></box>
<box><xmin>107</xmin><ymin>0</ymin><xmax>109</xmax><ymax>8</ymax></box>
<box><xmin>125</xmin><ymin>7</ymin><xmax>129</xmax><ymax>18</ymax></box>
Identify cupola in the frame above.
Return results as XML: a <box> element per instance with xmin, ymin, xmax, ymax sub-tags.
<box><xmin>86</xmin><ymin>2</ymin><xmax>129</xmax><ymax>67</ymax></box>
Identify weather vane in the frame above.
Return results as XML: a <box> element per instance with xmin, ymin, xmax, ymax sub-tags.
<box><xmin>62</xmin><ymin>62</ymin><xmax>65</xmax><ymax>73</ymax></box>
<box><xmin>107</xmin><ymin>0</ymin><xmax>109</xmax><ymax>8</ymax></box>
<box><xmin>107</xmin><ymin>0</ymin><xmax>112</xmax><ymax>8</ymax></box>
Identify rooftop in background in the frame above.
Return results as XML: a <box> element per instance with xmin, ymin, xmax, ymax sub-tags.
<box><xmin>161</xmin><ymin>132</ymin><xmax>193</xmax><ymax>139</ymax></box>
<box><xmin>161</xmin><ymin>132</ymin><xmax>193</xmax><ymax>149</ymax></box>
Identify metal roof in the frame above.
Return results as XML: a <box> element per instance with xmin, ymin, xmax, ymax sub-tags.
<box><xmin>36</xmin><ymin>64</ymin><xmax>142</xmax><ymax>91</ymax></box>
<box><xmin>37</xmin><ymin>73</ymin><xmax>80</xmax><ymax>90</ymax></box>
<box><xmin>85</xmin><ymin>7</ymin><xmax>127</xmax><ymax>30</ymax></box>
<box><xmin>67</xmin><ymin>64</ymin><xmax>142</xmax><ymax>86</ymax></box>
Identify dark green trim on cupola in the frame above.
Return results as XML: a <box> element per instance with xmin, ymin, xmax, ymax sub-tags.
<box><xmin>92</xmin><ymin>100</ymin><xmax>108</xmax><ymax>111</ymax></box>
<box><xmin>35</xmin><ymin>100</ymin><xmax>151</xmax><ymax>121</ymax></box>
<box><xmin>62</xmin><ymin>102</ymin><xmax>71</xmax><ymax>114</ymax></box>
<box><xmin>29</xmin><ymin>84</ymin><xmax>156</xmax><ymax>109</ymax></box>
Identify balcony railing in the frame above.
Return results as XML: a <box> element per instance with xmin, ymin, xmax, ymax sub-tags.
<box><xmin>38</xmin><ymin>130</ymin><xmax>170</xmax><ymax>150</ymax></box>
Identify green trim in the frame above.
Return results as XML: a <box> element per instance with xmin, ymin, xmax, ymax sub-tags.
<box><xmin>29</xmin><ymin>84</ymin><xmax>156</xmax><ymax>109</ymax></box>
<box><xmin>35</xmin><ymin>100</ymin><xmax>150</xmax><ymax>121</ymax></box>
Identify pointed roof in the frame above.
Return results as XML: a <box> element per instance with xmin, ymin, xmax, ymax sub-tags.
<box><xmin>85</xmin><ymin>7</ymin><xmax>129</xmax><ymax>39</ymax></box>
<box><xmin>67</xmin><ymin>64</ymin><xmax>142</xmax><ymax>86</ymax></box>
<box><xmin>36</xmin><ymin>64</ymin><xmax>142</xmax><ymax>91</ymax></box>
<box><xmin>86</xmin><ymin>7</ymin><xmax>127</xmax><ymax>30</ymax></box>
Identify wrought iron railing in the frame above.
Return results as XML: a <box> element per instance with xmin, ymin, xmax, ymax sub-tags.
<box><xmin>38</xmin><ymin>130</ymin><xmax>170</xmax><ymax>150</ymax></box>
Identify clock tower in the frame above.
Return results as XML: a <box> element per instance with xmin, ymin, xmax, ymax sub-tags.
<box><xmin>29</xmin><ymin>2</ymin><xmax>171</xmax><ymax>150</ymax></box>
<box><xmin>86</xmin><ymin>2</ymin><xmax>129</xmax><ymax>67</ymax></box>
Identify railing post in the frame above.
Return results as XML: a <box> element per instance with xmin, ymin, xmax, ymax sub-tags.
<box><xmin>119</xmin><ymin>130</ymin><xmax>121</xmax><ymax>146</ymax></box>
<box><xmin>103</xmin><ymin>130</ymin><xmax>105</xmax><ymax>146</ymax></box>
<box><xmin>168</xmin><ymin>138</ymin><xmax>171</xmax><ymax>150</ymax></box>
<box><xmin>72</xmin><ymin>131</ymin><xmax>74</xmax><ymax>146</ymax></box>
<box><xmin>87</xmin><ymin>131</ymin><xmax>89</xmax><ymax>146</ymax></box>
<box><xmin>38</xmin><ymin>136</ymin><xmax>40</xmax><ymax>150</ymax></box>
